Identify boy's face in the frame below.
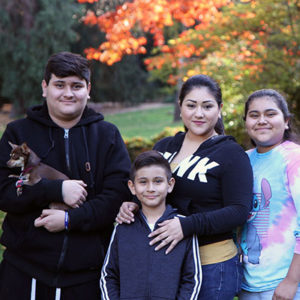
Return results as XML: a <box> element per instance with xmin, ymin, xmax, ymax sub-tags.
<box><xmin>128</xmin><ymin>165</ymin><xmax>175</xmax><ymax>211</ymax></box>
<box><xmin>42</xmin><ymin>74</ymin><xmax>91</xmax><ymax>125</ymax></box>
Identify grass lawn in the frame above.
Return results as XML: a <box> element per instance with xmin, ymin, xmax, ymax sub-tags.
<box><xmin>104</xmin><ymin>104</ymin><xmax>182</xmax><ymax>139</ymax></box>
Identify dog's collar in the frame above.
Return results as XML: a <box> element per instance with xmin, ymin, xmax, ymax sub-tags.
<box><xmin>22</xmin><ymin>166</ymin><xmax>34</xmax><ymax>174</ymax></box>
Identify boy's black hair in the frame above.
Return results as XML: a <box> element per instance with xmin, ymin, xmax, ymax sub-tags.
<box><xmin>130</xmin><ymin>150</ymin><xmax>172</xmax><ymax>181</ymax></box>
<box><xmin>44</xmin><ymin>52</ymin><xmax>91</xmax><ymax>85</ymax></box>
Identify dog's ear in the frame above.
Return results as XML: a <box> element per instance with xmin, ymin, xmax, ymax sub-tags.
<box><xmin>21</xmin><ymin>143</ymin><xmax>30</xmax><ymax>155</ymax></box>
<box><xmin>8</xmin><ymin>141</ymin><xmax>18</xmax><ymax>150</ymax></box>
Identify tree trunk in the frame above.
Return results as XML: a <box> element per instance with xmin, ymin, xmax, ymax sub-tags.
<box><xmin>173</xmin><ymin>78</ymin><xmax>183</xmax><ymax>122</ymax></box>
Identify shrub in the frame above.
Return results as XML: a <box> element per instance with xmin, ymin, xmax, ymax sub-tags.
<box><xmin>125</xmin><ymin>126</ymin><xmax>183</xmax><ymax>161</ymax></box>
<box><xmin>124</xmin><ymin>136</ymin><xmax>153</xmax><ymax>161</ymax></box>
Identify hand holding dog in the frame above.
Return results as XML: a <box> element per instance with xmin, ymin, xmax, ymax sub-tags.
<box><xmin>34</xmin><ymin>209</ymin><xmax>65</xmax><ymax>232</ymax></box>
<box><xmin>62</xmin><ymin>180</ymin><xmax>87</xmax><ymax>208</ymax></box>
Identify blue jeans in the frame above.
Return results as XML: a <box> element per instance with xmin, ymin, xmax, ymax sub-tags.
<box><xmin>198</xmin><ymin>254</ymin><xmax>242</xmax><ymax>300</ymax></box>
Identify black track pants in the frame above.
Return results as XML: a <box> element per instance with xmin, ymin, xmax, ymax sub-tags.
<box><xmin>0</xmin><ymin>259</ymin><xmax>101</xmax><ymax>300</ymax></box>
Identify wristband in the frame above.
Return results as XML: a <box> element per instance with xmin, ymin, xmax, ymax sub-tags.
<box><xmin>65</xmin><ymin>211</ymin><xmax>69</xmax><ymax>231</ymax></box>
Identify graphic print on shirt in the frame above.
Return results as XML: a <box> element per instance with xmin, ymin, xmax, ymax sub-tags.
<box><xmin>242</xmin><ymin>178</ymin><xmax>271</xmax><ymax>264</ymax></box>
<box><xmin>162</xmin><ymin>152</ymin><xmax>219</xmax><ymax>183</ymax></box>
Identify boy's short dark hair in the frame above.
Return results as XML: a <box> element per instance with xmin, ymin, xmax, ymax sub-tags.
<box><xmin>130</xmin><ymin>150</ymin><xmax>172</xmax><ymax>181</ymax></box>
<box><xmin>44</xmin><ymin>52</ymin><xmax>91</xmax><ymax>85</ymax></box>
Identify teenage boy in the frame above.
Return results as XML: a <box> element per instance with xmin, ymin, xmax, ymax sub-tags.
<box><xmin>0</xmin><ymin>52</ymin><xmax>131</xmax><ymax>299</ymax></box>
<box><xmin>100</xmin><ymin>150</ymin><xmax>202</xmax><ymax>300</ymax></box>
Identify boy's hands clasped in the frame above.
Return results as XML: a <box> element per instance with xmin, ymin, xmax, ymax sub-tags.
<box><xmin>34</xmin><ymin>180</ymin><xmax>87</xmax><ymax>232</ymax></box>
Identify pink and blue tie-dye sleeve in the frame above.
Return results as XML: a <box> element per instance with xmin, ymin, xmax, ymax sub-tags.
<box><xmin>287</xmin><ymin>157</ymin><xmax>300</xmax><ymax>254</ymax></box>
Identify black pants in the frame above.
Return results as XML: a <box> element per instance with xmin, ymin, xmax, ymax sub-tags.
<box><xmin>0</xmin><ymin>259</ymin><xmax>101</xmax><ymax>300</ymax></box>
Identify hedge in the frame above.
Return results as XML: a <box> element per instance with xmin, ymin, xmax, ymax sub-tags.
<box><xmin>124</xmin><ymin>126</ymin><xmax>183</xmax><ymax>161</ymax></box>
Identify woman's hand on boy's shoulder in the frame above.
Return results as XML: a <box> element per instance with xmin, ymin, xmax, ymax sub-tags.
<box><xmin>148</xmin><ymin>217</ymin><xmax>183</xmax><ymax>254</ymax></box>
<box><xmin>116</xmin><ymin>202</ymin><xmax>139</xmax><ymax>224</ymax></box>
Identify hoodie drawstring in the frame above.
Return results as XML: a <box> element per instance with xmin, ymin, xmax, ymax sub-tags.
<box><xmin>30</xmin><ymin>278</ymin><xmax>61</xmax><ymax>300</ymax></box>
<box><xmin>81</xmin><ymin>127</ymin><xmax>95</xmax><ymax>190</ymax></box>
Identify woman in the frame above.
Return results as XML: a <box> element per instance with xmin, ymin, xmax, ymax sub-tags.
<box><xmin>117</xmin><ymin>75</ymin><xmax>253</xmax><ymax>299</ymax></box>
<box><xmin>239</xmin><ymin>89</ymin><xmax>300</xmax><ymax>300</ymax></box>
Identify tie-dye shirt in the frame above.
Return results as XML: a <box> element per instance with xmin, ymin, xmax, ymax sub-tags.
<box><xmin>240</xmin><ymin>140</ymin><xmax>300</xmax><ymax>292</ymax></box>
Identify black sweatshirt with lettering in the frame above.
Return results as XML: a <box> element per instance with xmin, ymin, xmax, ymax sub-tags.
<box><xmin>154</xmin><ymin>132</ymin><xmax>253</xmax><ymax>246</ymax></box>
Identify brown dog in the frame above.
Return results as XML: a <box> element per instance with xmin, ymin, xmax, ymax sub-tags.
<box><xmin>7</xmin><ymin>142</ymin><xmax>69</xmax><ymax>210</ymax></box>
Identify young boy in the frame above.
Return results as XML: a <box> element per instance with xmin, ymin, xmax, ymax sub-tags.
<box><xmin>100</xmin><ymin>150</ymin><xmax>202</xmax><ymax>300</ymax></box>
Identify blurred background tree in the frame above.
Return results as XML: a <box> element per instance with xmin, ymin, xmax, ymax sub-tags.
<box><xmin>0</xmin><ymin>0</ymin><xmax>81</xmax><ymax>115</ymax></box>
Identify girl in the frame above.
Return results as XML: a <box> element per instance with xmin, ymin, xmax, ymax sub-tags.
<box><xmin>239</xmin><ymin>89</ymin><xmax>300</xmax><ymax>300</ymax></box>
<box><xmin>118</xmin><ymin>75</ymin><xmax>253</xmax><ymax>299</ymax></box>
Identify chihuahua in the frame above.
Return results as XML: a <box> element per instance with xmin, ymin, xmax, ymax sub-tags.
<box><xmin>7</xmin><ymin>141</ymin><xmax>69</xmax><ymax>210</ymax></box>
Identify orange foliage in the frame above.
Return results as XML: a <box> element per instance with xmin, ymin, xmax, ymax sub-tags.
<box><xmin>79</xmin><ymin>0</ymin><xmax>230</xmax><ymax>64</ymax></box>
<box><xmin>79</xmin><ymin>0</ymin><xmax>300</xmax><ymax>86</ymax></box>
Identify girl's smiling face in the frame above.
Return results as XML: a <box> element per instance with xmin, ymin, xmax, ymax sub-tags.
<box><xmin>245</xmin><ymin>96</ymin><xmax>289</xmax><ymax>153</ymax></box>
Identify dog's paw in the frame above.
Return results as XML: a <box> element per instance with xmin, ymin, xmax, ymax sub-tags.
<box><xmin>9</xmin><ymin>174</ymin><xmax>19</xmax><ymax>178</ymax></box>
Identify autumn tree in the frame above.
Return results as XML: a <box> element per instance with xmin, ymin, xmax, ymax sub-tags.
<box><xmin>79</xmin><ymin>0</ymin><xmax>300</xmax><ymax>143</ymax></box>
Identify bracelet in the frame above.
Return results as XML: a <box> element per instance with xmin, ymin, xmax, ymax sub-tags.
<box><xmin>65</xmin><ymin>211</ymin><xmax>69</xmax><ymax>231</ymax></box>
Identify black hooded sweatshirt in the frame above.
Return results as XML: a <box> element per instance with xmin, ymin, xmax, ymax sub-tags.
<box><xmin>153</xmin><ymin>132</ymin><xmax>253</xmax><ymax>246</ymax></box>
<box><xmin>0</xmin><ymin>103</ymin><xmax>131</xmax><ymax>287</ymax></box>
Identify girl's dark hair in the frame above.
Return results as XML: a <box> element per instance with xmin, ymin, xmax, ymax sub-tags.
<box><xmin>130</xmin><ymin>150</ymin><xmax>172</xmax><ymax>181</ymax></box>
<box><xmin>44</xmin><ymin>52</ymin><xmax>91</xmax><ymax>85</ymax></box>
<box><xmin>244</xmin><ymin>89</ymin><xmax>298</xmax><ymax>143</ymax></box>
<box><xmin>178</xmin><ymin>74</ymin><xmax>224</xmax><ymax>135</ymax></box>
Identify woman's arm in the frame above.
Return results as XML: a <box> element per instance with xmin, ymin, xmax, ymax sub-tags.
<box><xmin>180</xmin><ymin>145</ymin><xmax>253</xmax><ymax>237</ymax></box>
